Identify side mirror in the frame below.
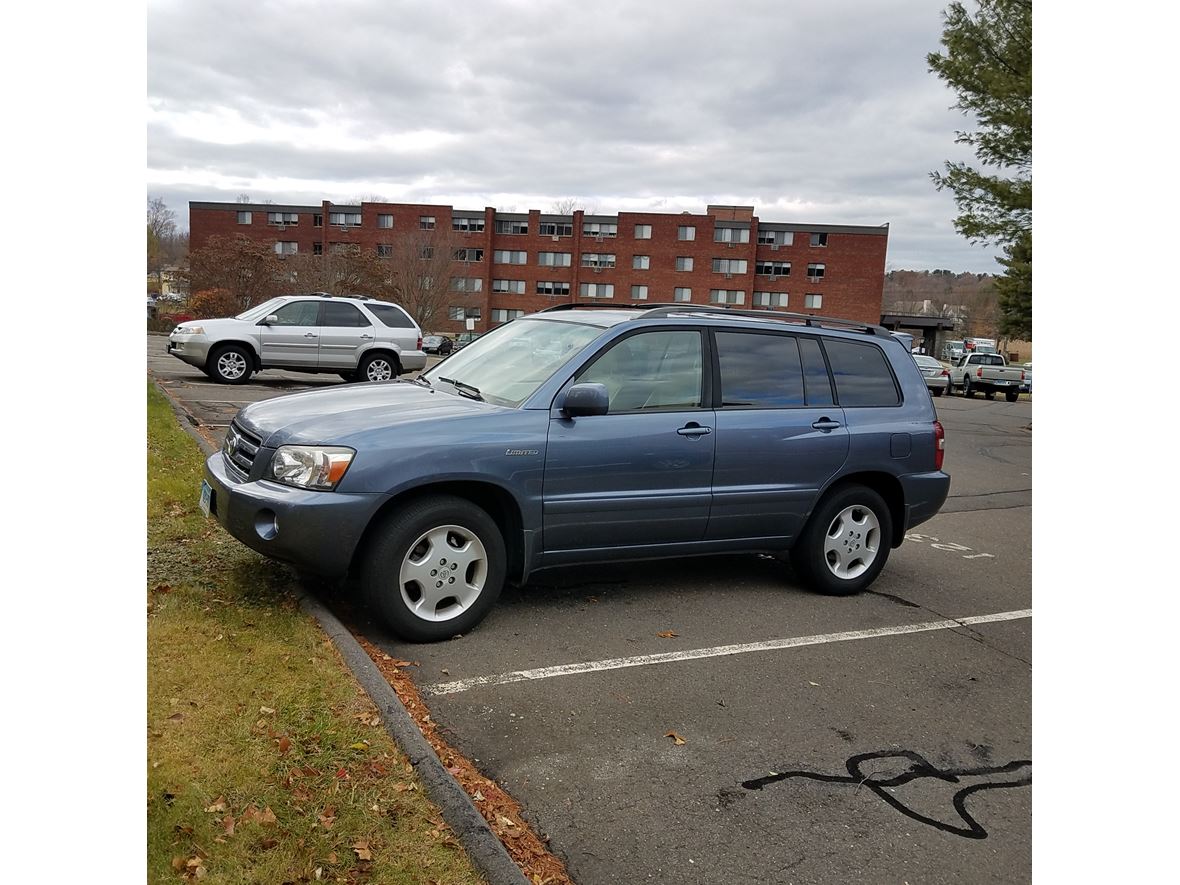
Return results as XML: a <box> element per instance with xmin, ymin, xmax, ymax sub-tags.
<box><xmin>562</xmin><ymin>382</ymin><xmax>609</xmax><ymax>417</ymax></box>
<box><xmin>260</xmin><ymin>314</ymin><xmax>279</xmax><ymax>326</ymax></box>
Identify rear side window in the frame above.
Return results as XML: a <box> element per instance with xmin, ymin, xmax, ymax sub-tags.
<box><xmin>715</xmin><ymin>331</ymin><xmax>805</xmax><ymax>407</ymax></box>
<box><xmin>321</xmin><ymin>302</ymin><xmax>370</xmax><ymax>327</ymax></box>
<box><xmin>798</xmin><ymin>337</ymin><xmax>835</xmax><ymax>406</ymax></box>
<box><xmin>366</xmin><ymin>304</ymin><xmax>416</xmax><ymax>329</ymax></box>
<box><xmin>823</xmin><ymin>339</ymin><xmax>900</xmax><ymax>407</ymax></box>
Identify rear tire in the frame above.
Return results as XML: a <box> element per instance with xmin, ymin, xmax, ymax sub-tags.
<box><xmin>932</xmin><ymin>386</ymin><xmax>944</xmax><ymax>397</ymax></box>
<box><xmin>1005</xmin><ymin>389</ymin><xmax>1019</xmax><ymax>402</ymax></box>
<box><xmin>963</xmin><ymin>377</ymin><xmax>975</xmax><ymax>398</ymax></box>
<box><xmin>791</xmin><ymin>485</ymin><xmax>893</xmax><ymax>597</ymax></box>
<box><xmin>358</xmin><ymin>352</ymin><xmax>400</xmax><ymax>382</ymax></box>
<box><xmin>361</xmin><ymin>495</ymin><xmax>506</xmax><ymax>642</ymax></box>
<box><xmin>208</xmin><ymin>344</ymin><xmax>253</xmax><ymax>385</ymax></box>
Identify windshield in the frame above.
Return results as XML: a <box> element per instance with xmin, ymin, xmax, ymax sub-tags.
<box><xmin>421</xmin><ymin>317</ymin><xmax>605</xmax><ymax>407</ymax></box>
<box><xmin>235</xmin><ymin>297</ymin><xmax>289</xmax><ymax>321</ymax></box>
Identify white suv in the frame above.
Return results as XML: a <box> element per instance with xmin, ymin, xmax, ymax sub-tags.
<box><xmin>167</xmin><ymin>293</ymin><xmax>426</xmax><ymax>384</ymax></box>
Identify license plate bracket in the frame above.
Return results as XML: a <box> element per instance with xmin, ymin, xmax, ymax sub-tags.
<box><xmin>199</xmin><ymin>480</ymin><xmax>213</xmax><ymax>517</ymax></box>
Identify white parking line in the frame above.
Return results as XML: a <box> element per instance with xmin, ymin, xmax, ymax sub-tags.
<box><xmin>424</xmin><ymin>609</ymin><xmax>1032</xmax><ymax>695</ymax></box>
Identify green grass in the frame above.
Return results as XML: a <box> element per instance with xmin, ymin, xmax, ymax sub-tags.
<box><xmin>147</xmin><ymin>381</ymin><xmax>485</xmax><ymax>884</ymax></box>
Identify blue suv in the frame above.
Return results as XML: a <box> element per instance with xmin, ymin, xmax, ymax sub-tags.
<box><xmin>202</xmin><ymin>304</ymin><xmax>949</xmax><ymax>641</ymax></box>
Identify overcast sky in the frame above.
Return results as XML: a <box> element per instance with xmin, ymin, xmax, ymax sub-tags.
<box><xmin>147</xmin><ymin>0</ymin><xmax>1004</xmax><ymax>273</ymax></box>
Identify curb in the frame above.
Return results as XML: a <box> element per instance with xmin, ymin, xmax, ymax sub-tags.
<box><xmin>152</xmin><ymin>378</ymin><xmax>528</xmax><ymax>885</ymax></box>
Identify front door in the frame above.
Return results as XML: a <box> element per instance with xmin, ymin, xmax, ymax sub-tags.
<box><xmin>543</xmin><ymin>329</ymin><xmax>715</xmax><ymax>552</ymax></box>
<box><xmin>258</xmin><ymin>300</ymin><xmax>322</xmax><ymax>368</ymax></box>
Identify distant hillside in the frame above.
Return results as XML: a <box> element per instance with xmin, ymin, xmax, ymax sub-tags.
<box><xmin>883</xmin><ymin>270</ymin><xmax>999</xmax><ymax>339</ymax></box>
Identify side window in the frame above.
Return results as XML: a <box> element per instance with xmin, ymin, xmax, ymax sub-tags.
<box><xmin>366</xmin><ymin>304</ymin><xmax>416</xmax><ymax>329</ymax></box>
<box><xmin>715</xmin><ymin>332</ymin><xmax>805</xmax><ymax>407</ymax></box>
<box><xmin>270</xmin><ymin>301</ymin><xmax>320</xmax><ymax>326</ymax></box>
<box><xmin>577</xmin><ymin>330</ymin><xmax>703</xmax><ymax>412</ymax></box>
<box><xmin>798</xmin><ymin>337</ymin><xmax>835</xmax><ymax>406</ymax></box>
<box><xmin>823</xmin><ymin>339</ymin><xmax>900</xmax><ymax>407</ymax></box>
<box><xmin>321</xmin><ymin>302</ymin><xmax>370</xmax><ymax>327</ymax></box>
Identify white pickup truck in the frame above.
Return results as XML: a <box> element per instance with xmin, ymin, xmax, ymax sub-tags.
<box><xmin>952</xmin><ymin>352</ymin><xmax>1026</xmax><ymax>401</ymax></box>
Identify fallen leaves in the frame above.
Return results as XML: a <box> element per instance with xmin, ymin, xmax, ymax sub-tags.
<box><xmin>656</xmin><ymin>630</ymin><xmax>679</xmax><ymax>639</ymax></box>
<box><xmin>352</xmin><ymin>840</ymin><xmax>372</xmax><ymax>861</ymax></box>
<box><xmin>665</xmin><ymin>731</ymin><xmax>687</xmax><ymax>745</ymax></box>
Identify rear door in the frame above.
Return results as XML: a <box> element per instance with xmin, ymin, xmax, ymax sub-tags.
<box><xmin>318</xmin><ymin>301</ymin><xmax>375</xmax><ymax>370</ymax></box>
<box><xmin>706</xmin><ymin>331</ymin><xmax>849</xmax><ymax>543</ymax></box>
<box><xmin>543</xmin><ymin>328</ymin><xmax>715</xmax><ymax>552</ymax></box>
<box><xmin>258</xmin><ymin>300</ymin><xmax>322</xmax><ymax>368</ymax></box>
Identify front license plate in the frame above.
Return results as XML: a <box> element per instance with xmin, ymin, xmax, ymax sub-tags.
<box><xmin>199</xmin><ymin>480</ymin><xmax>212</xmax><ymax>517</ymax></box>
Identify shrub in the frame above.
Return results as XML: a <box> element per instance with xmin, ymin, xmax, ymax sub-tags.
<box><xmin>188</xmin><ymin>288</ymin><xmax>240</xmax><ymax>320</ymax></box>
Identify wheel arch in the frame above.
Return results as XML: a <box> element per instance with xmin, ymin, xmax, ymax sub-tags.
<box><xmin>206</xmin><ymin>339</ymin><xmax>262</xmax><ymax>371</ymax></box>
<box><xmin>811</xmin><ymin>472</ymin><xmax>907</xmax><ymax>549</ymax></box>
<box><xmin>351</xmin><ymin>480</ymin><xmax>526</xmax><ymax>583</ymax></box>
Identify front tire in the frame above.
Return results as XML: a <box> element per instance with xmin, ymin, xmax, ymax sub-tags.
<box><xmin>361</xmin><ymin>495</ymin><xmax>506</xmax><ymax>642</ymax></box>
<box><xmin>963</xmin><ymin>377</ymin><xmax>975</xmax><ymax>398</ymax></box>
<box><xmin>791</xmin><ymin>485</ymin><xmax>893</xmax><ymax>597</ymax></box>
<box><xmin>358</xmin><ymin>352</ymin><xmax>400</xmax><ymax>383</ymax></box>
<box><xmin>208</xmin><ymin>344</ymin><xmax>253</xmax><ymax>385</ymax></box>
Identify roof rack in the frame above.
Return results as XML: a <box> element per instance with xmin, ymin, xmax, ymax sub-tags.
<box><xmin>537</xmin><ymin>302</ymin><xmax>661</xmax><ymax>313</ymax></box>
<box><xmin>538</xmin><ymin>302</ymin><xmax>889</xmax><ymax>337</ymax></box>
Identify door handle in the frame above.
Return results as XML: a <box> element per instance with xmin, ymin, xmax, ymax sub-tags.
<box><xmin>677</xmin><ymin>423</ymin><xmax>713</xmax><ymax>437</ymax></box>
<box><xmin>304</xmin><ymin>332</ymin><xmax>318</xmax><ymax>338</ymax></box>
<box><xmin>811</xmin><ymin>418</ymin><xmax>841</xmax><ymax>431</ymax></box>
<box><xmin>360</xmin><ymin>334</ymin><xmax>374</xmax><ymax>339</ymax></box>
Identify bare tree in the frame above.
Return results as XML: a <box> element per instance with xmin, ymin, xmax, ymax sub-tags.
<box><xmin>381</xmin><ymin>227</ymin><xmax>469</xmax><ymax>331</ymax></box>
<box><xmin>147</xmin><ymin>196</ymin><xmax>178</xmax><ymax>289</ymax></box>
<box><xmin>281</xmin><ymin>247</ymin><xmax>389</xmax><ymax>298</ymax></box>
<box><xmin>236</xmin><ymin>193</ymin><xmax>251</xmax><ymax>203</ymax></box>
<box><xmin>550</xmin><ymin>197</ymin><xmax>586</xmax><ymax>215</ymax></box>
<box><xmin>184</xmin><ymin>234</ymin><xmax>285</xmax><ymax>311</ymax></box>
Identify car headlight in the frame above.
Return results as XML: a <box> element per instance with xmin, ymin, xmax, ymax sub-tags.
<box><xmin>175</xmin><ymin>324</ymin><xmax>205</xmax><ymax>335</ymax></box>
<box><xmin>268</xmin><ymin>445</ymin><xmax>355</xmax><ymax>490</ymax></box>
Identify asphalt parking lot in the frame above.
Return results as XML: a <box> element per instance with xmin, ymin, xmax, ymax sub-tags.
<box><xmin>149</xmin><ymin>332</ymin><xmax>1032</xmax><ymax>884</ymax></box>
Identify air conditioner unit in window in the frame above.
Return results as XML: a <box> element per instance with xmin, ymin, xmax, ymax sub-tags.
<box><xmin>771</xmin><ymin>243</ymin><xmax>779</xmax><ymax>251</ymax></box>
<box><xmin>726</xmin><ymin>242</ymin><xmax>734</xmax><ymax>249</ymax></box>
<box><xmin>552</xmin><ymin>235</ymin><xmax>560</xmax><ymax>241</ymax></box>
<box><xmin>725</xmin><ymin>273</ymin><xmax>733</xmax><ymax>280</ymax></box>
<box><xmin>769</xmin><ymin>276</ymin><xmax>777</xmax><ymax>282</ymax></box>
<box><xmin>595</xmin><ymin>234</ymin><xmax>604</xmax><ymax>243</ymax></box>
<box><xmin>593</xmin><ymin>266</ymin><xmax>602</xmax><ymax>273</ymax></box>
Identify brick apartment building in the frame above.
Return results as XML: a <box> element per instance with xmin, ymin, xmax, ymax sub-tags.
<box><xmin>189</xmin><ymin>200</ymin><xmax>888</xmax><ymax>334</ymax></box>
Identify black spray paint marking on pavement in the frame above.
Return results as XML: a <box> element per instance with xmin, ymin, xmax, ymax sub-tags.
<box><xmin>741</xmin><ymin>749</ymin><xmax>1031</xmax><ymax>839</ymax></box>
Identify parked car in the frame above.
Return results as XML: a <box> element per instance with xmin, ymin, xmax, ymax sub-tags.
<box><xmin>950</xmin><ymin>352</ymin><xmax>1026</xmax><ymax>401</ymax></box>
<box><xmin>167</xmin><ymin>293</ymin><xmax>426</xmax><ymax>384</ymax></box>
<box><xmin>422</xmin><ymin>335</ymin><xmax>454</xmax><ymax>356</ymax></box>
<box><xmin>941</xmin><ymin>343</ymin><xmax>964</xmax><ymax>362</ymax></box>
<box><xmin>913</xmin><ymin>354</ymin><xmax>951</xmax><ymax>397</ymax></box>
<box><xmin>202</xmin><ymin>304</ymin><xmax>949</xmax><ymax>641</ymax></box>
<box><xmin>1020</xmin><ymin>362</ymin><xmax>1032</xmax><ymax>394</ymax></box>
<box><xmin>453</xmin><ymin>331</ymin><xmax>482</xmax><ymax>350</ymax></box>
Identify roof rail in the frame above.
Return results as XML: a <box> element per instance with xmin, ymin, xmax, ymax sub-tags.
<box><xmin>635</xmin><ymin>304</ymin><xmax>891</xmax><ymax>337</ymax></box>
<box><xmin>537</xmin><ymin>302</ymin><xmax>662</xmax><ymax>313</ymax></box>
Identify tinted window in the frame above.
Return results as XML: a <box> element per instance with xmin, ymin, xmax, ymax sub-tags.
<box><xmin>366</xmin><ymin>304</ymin><xmax>415</xmax><ymax>328</ymax></box>
<box><xmin>321</xmin><ymin>302</ymin><xmax>370</xmax><ymax>327</ymax></box>
<box><xmin>799</xmin><ymin>337</ymin><xmax>835</xmax><ymax>406</ymax></box>
<box><xmin>716</xmin><ymin>332</ymin><xmax>805</xmax><ymax>407</ymax></box>
<box><xmin>578</xmin><ymin>330</ymin><xmax>702</xmax><ymax>412</ymax></box>
<box><xmin>270</xmin><ymin>301</ymin><xmax>320</xmax><ymax>326</ymax></box>
<box><xmin>823</xmin><ymin>340</ymin><xmax>900</xmax><ymax>406</ymax></box>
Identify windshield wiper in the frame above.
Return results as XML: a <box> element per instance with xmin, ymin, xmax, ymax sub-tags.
<box><xmin>412</xmin><ymin>375</ymin><xmax>432</xmax><ymax>387</ymax></box>
<box><xmin>437</xmin><ymin>376</ymin><xmax>484</xmax><ymax>401</ymax></box>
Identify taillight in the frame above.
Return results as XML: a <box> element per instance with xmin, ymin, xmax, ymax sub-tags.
<box><xmin>417</xmin><ymin>336</ymin><xmax>423</xmax><ymax>350</ymax></box>
<box><xmin>934</xmin><ymin>420</ymin><xmax>945</xmax><ymax>471</ymax></box>
<box><xmin>1020</xmin><ymin>370</ymin><xmax>1025</xmax><ymax>380</ymax></box>
<box><xmin>941</xmin><ymin>369</ymin><xmax>949</xmax><ymax>377</ymax></box>
<box><xmin>976</xmin><ymin>367</ymin><xmax>983</xmax><ymax>377</ymax></box>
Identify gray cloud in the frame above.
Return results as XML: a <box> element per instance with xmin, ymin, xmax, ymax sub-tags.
<box><xmin>148</xmin><ymin>0</ymin><xmax>1004</xmax><ymax>272</ymax></box>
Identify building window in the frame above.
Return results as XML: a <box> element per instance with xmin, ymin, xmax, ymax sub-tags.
<box><xmin>493</xmin><ymin>250</ymin><xmax>527</xmax><ymax>265</ymax></box>
<box><xmin>711</xmin><ymin>258</ymin><xmax>748</xmax><ymax>274</ymax></box>
<box><xmin>237</xmin><ymin>211</ymin><xmax>252</xmax><ymax>224</ymax></box>
<box><xmin>313</xmin><ymin>213</ymin><xmax>323</xmax><ymax>228</ymax></box>
<box><xmin>674</xmin><ymin>287</ymin><xmax>692</xmax><ymax>302</ymax></box>
<box><xmin>714</xmin><ymin>226</ymin><xmax>750</xmax><ymax>243</ymax></box>
<box><xmin>420</xmin><ymin>216</ymin><xmax>436</xmax><ymax>230</ymax></box>
<box><xmin>538</xmin><ymin>221</ymin><xmax>573</xmax><ymax>237</ymax></box>
<box><xmin>419</xmin><ymin>245</ymin><xmax>434</xmax><ymax>259</ymax></box>
<box><xmin>313</xmin><ymin>243</ymin><xmax>323</xmax><ymax>255</ymax></box>
<box><xmin>495</xmin><ymin>219</ymin><xmax>529</xmax><ymax>235</ymax></box>
<box><xmin>267</xmin><ymin>212</ymin><xmax>299</xmax><ymax>225</ymax></box>
<box><xmin>536</xmin><ymin>281</ymin><xmax>571</xmax><ymax>296</ymax></box>
<box><xmin>377</xmin><ymin>244</ymin><xmax>393</xmax><ymax>257</ymax></box>
<box><xmin>756</xmin><ymin>260</ymin><xmax>792</xmax><ymax>277</ymax></box>
<box><xmin>537</xmin><ymin>251</ymin><xmax>572</xmax><ymax>267</ymax></box>
<box><xmin>449</xmin><ymin>306</ymin><xmax>482</xmax><ymax>320</ymax></box>
<box><xmin>757</xmin><ymin>229</ymin><xmax>793</xmax><ymax>246</ymax></box>
<box><xmin>710</xmin><ymin>289</ymin><xmax>746</xmax><ymax>305</ymax></box>
<box><xmin>675</xmin><ymin>256</ymin><xmax>694</xmax><ymax>272</ymax></box>
<box><xmin>492</xmin><ymin>279</ymin><xmax>526</xmax><ymax>294</ymax></box>
<box><xmin>583</xmin><ymin>222</ymin><xmax>617</xmax><ymax>239</ymax></box>
<box><xmin>329</xmin><ymin>242</ymin><xmax>359</xmax><ymax>255</ymax></box>
<box><xmin>273</xmin><ymin>241</ymin><xmax>298</xmax><ymax>255</ymax></box>
<box><xmin>453</xmin><ymin>248</ymin><xmax>484</xmax><ymax>262</ymax></box>
<box><xmin>453</xmin><ymin>216</ymin><xmax>485</xmax><ymax>232</ymax></box>
<box><xmin>631</xmin><ymin>285</ymin><xmax>649</xmax><ymax>300</ymax></box>
<box><xmin>810</xmin><ymin>232</ymin><xmax>828</xmax><ymax>247</ymax></box>
<box><xmin>328</xmin><ymin>212</ymin><xmax>361</xmax><ymax>226</ymax></box>
<box><xmin>678</xmin><ymin>225</ymin><xmax>696</xmax><ymax>241</ymax></box>
<box><xmin>634</xmin><ymin>224</ymin><xmax>652</xmax><ymax>239</ymax></box>
<box><xmin>450</xmin><ymin>277</ymin><xmax>483</xmax><ymax>292</ymax></box>
<box><xmin>804</xmin><ymin>293</ymin><xmax>823</xmax><ymax>309</ymax></box>
<box><xmin>581</xmin><ymin>253</ymin><xmax>616</xmax><ymax>269</ymax></box>
<box><xmin>377</xmin><ymin>214</ymin><xmax>393</xmax><ymax>229</ymax></box>
<box><xmin>807</xmin><ymin>263</ymin><xmax>826</xmax><ymax>280</ymax></box>
<box><xmin>491</xmin><ymin>308</ymin><xmax>525</xmax><ymax>323</ymax></box>
<box><xmin>753</xmin><ymin>291</ymin><xmax>788</xmax><ymax>307</ymax></box>
<box><xmin>633</xmin><ymin>255</ymin><xmax>650</xmax><ymax>270</ymax></box>
<box><xmin>579</xmin><ymin>283</ymin><xmax>614</xmax><ymax>299</ymax></box>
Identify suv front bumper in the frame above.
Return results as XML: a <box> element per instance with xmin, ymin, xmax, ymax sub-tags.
<box><xmin>204</xmin><ymin>451</ymin><xmax>386</xmax><ymax>577</ymax></box>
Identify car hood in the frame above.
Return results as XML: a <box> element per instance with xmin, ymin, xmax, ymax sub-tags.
<box><xmin>174</xmin><ymin>317</ymin><xmax>255</xmax><ymax>335</ymax></box>
<box><xmin>236</xmin><ymin>381</ymin><xmax>504</xmax><ymax>448</ymax></box>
